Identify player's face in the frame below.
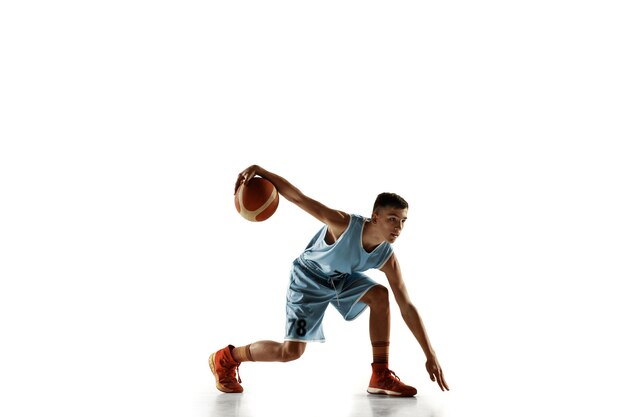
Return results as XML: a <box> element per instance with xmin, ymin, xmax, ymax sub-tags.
<box><xmin>376</xmin><ymin>208</ymin><xmax>408</xmax><ymax>243</ymax></box>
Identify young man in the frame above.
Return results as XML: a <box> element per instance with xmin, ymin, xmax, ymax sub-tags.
<box><xmin>209</xmin><ymin>165</ymin><xmax>449</xmax><ymax>396</ymax></box>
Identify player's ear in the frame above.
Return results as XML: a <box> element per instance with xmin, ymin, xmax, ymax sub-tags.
<box><xmin>371</xmin><ymin>213</ymin><xmax>378</xmax><ymax>224</ymax></box>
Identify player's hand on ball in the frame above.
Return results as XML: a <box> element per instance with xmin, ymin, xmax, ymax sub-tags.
<box><xmin>235</xmin><ymin>165</ymin><xmax>259</xmax><ymax>193</ymax></box>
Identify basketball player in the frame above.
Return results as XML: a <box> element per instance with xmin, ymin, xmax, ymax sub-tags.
<box><xmin>210</xmin><ymin>165</ymin><xmax>449</xmax><ymax>396</ymax></box>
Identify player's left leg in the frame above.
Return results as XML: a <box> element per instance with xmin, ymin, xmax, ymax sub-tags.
<box><xmin>359</xmin><ymin>284</ymin><xmax>390</xmax><ymax>349</ymax></box>
<box><xmin>360</xmin><ymin>285</ymin><xmax>417</xmax><ymax>397</ymax></box>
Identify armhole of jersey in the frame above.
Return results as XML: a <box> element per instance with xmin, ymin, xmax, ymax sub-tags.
<box><xmin>328</xmin><ymin>214</ymin><xmax>355</xmax><ymax>246</ymax></box>
<box><xmin>377</xmin><ymin>245</ymin><xmax>394</xmax><ymax>269</ymax></box>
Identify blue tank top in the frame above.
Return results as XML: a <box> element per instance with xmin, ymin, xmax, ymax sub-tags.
<box><xmin>297</xmin><ymin>214</ymin><xmax>393</xmax><ymax>279</ymax></box>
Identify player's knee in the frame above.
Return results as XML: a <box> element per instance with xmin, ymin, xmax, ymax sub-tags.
<box><xmin>281</xmin><ymin>342</ymin><xmax>305</xmax><ymax>362</ymax></box>
<box><xmin>364</xmin><ymin>285</ymin><xmax>389</xmax><ymax>309</ymax></box>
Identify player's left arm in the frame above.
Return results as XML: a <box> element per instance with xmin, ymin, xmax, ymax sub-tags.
<box><xmin>381</xmin><ymin>253</ymin><xmax>450</xmax><ymax>391</ymax></box>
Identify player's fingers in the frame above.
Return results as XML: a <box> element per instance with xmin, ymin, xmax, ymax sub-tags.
<box><xmin>437</xmin><ymin>371</ymin><xmax>450</xmax><ymax>391</ymax></box>
<box><xmin>436</xmin><ymin>375</ymin><xmax>445</xmax><ymax>391</ymax></box>
<box><xmin>242</xmin><ymin>170</ymin><xmax>253</xmax><ymax>183</ymax></box>
<box><xmin>234</xmin><ymin>173</ymin><xmax>246</xmax><ymax>194</ymax></box>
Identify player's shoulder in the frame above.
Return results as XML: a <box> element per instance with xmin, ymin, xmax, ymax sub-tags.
<box><xmin>340</xmin><ymin>213</ymin><xmax>363</xmax><ymax>229</ymax></box>
<box><xmin>348</xmin><ymin>213</ymin><xmax>366</xmax><ymax>222</ymax></box>
<box><xmin>330</xmin><ymin>210</ymin><xmax>352</xmax><ymax>225</ymax></box>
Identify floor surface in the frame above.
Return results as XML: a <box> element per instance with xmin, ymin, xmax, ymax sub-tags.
<box><xmin>197</xmin><ymin>390</ymin><xmax>445</xmax><ymax>417</ymax></box>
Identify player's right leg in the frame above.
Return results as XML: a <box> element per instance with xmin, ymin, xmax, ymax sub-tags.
<box><xmin>243</xmin><ymin>340</ymin><xmax>306</xmax><ymax>362</ymax></box>
<box><xmin>209</xmin><ymin>341</ymin><xmax>305</xmax><ymax>393</ymax></box>
<box><xmin>209</xmin><ymin>260</ymin><xmax>329</xmax><ymax>393</ymax></box>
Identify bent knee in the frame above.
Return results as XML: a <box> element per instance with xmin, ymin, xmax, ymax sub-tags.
<box><xmin>281</xmin><ymin>342</ymin><xmax>305</xmax><ymax>362</ymax></box>
<box><xmin>363</xmin><ymin>285</ymin><xmax>389</xmax><ymax>307</ymax></box>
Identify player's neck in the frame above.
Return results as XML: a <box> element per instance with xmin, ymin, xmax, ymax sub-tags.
<box><xmin>362</xmin><ymin>221</ymin><xmax>384</xmax><ymax>252</ymax></box>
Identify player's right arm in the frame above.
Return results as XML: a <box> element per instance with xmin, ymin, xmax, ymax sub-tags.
<box><xmin>235</xmin><ymin>165</ymin><xmax>349</xmax><ymax>231</ymax></box>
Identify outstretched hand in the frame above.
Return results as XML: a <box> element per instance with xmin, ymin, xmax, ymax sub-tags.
<box><xmin>425</xmin><ymin>356</ymin><xmax>449</xmax><ymax>391</ymax></box>
<box><xmin>234</xmin><ymin>165</ymin><xmax>259</xmax><ymax>194</ymax></box>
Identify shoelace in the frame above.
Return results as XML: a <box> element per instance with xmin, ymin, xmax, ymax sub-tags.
<box><xmin>222</xmin><ymin>358</ymin><xmax>242</xmax><ymax>384</ymax></box>
<box><xmin>379</xmin><ymin>369</ymin><xmax>402</xmax><ymax>388</ymax></box>
<box><xmin>234</xmin><ymin>363</ymin><xmax>242</xmax><ymax>384</ymax></box>
<box><xmin>386</xmin><ymin>369</ymin><xmax>401</xmax><ymax>382</ymax></box>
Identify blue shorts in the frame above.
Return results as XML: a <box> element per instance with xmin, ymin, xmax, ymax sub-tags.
<box><xmin>284</xmin><ymin>259</ymin><xmax>378</xmax><ymax>342</ymax></box>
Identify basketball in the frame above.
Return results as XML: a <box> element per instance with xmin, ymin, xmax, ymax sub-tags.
<box><xmin>235</xmin><ymin>177</ymin><xmax>279</xmax><ymax>222</ymax></box>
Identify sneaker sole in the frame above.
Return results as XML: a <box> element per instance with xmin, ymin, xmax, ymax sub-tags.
<box><xmin>367</xmin><ymin>387</ymin><xmax>417</xmax><ymax>397</ymax></box>
<box><xmin>209</xmin><ymin>353</ymin><xmax>243</xmax><ymax>393</ymax></box>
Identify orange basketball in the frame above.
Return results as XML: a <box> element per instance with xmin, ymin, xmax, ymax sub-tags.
<box><xmin>235</xmin><ymin>177</ymin><xmax>279</xmax><ymax>222</ymax></box>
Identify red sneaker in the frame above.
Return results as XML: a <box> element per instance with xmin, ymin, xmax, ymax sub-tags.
<box><xmin>209</xmin><ymin>345</ymin><xmax>243</xmax><ymax>393</ymax></box>
<box><xmin>367</xmin><ymin>363</ymin><xmax>417</xmax><ymax>397</ymax></box>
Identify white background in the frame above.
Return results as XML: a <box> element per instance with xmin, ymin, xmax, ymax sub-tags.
<box><xmin>1</xmin><ymin>1</ymin><xmax>625</xmax><ymax>417</ymax></box>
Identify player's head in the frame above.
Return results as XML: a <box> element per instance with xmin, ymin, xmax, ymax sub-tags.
<box><xmin>373</xmin><ymin>192</ymin><xmax>408</xmax><ymax>213</ymax></box>
<box><xmin>371</xmin><ymin>193</ymin><xmax>409</xmax><ymax>243</ymax></box>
